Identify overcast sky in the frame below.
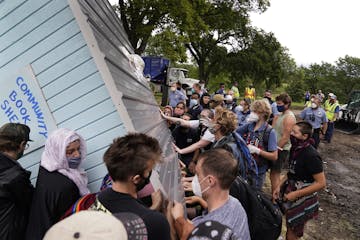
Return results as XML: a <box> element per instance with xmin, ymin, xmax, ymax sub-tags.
<box><xmin>250</xmin><ymin>0</ymin><xmax>360</xmax><ymax>65</ymax></box>
<box><xmin>108</xmin><ymin>0</ymin><xmax>360</xmax><ymax>66</ymax></box>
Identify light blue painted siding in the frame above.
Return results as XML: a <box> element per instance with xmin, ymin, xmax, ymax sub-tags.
<box><xmin>1</xmin><ymin>0</ymin><xmax>182</xmax><ymax>198</ymax></box>
<box><xmin>78</xmin><ymin>0</ymin><xmax>183</xmax><ymax>200</ymax></box>
<box><xmin>0</xmin><ymin>0</ymin><xmax>127</xmax><ymax>192</ymax></box>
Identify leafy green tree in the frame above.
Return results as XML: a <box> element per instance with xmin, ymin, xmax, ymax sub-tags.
<box><xmin>174</xmin><ymin>0</ymin><xmax>270</xmax><ymax>85</ymax></box>
<box><xmin>335</xmin><ymin>55</ymin><xmax>360</xmax><ymax>101</ymax></box>
<box><xmin>116</xmin><ymin>0</ymin><xmax>175</xmax><ymax>54</ymax></box>
<box><xmin>285</xmin><ymin>68</ymin><xmax>306</xmax><ymax>102</ymax></box>
<box><xmin>226</xmin><ymin>30</ymin><xmax>287</xmax><ymax>90</ymax></box>
<box><xmin>144</xmin><ymin>28</ymin><xmax>188</xmax><ymax>63</ymax></box>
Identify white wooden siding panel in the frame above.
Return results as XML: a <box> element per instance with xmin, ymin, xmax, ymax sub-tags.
<box><xmin>31</xmin><ymin>32</ymin><xmax>86</xmax><ymax>78</ymax></box>
<box><xmin>52</xmin><ymin>85</ymin><xmax>109</xmax><ymax>123</ymax></box>
<box><xmin>0</xmin><ymin>0</ymin><xmax>49</xmax><ymax>35</ymax></box>
<box><xmin>0</xmin><ymin>0</ymin><xmax>66</xmax><ymax>51</ymax></box>
<box><xmin>0</xmin><ymin>6</ymin><xmax>75</xmax><ymax>68</ymax></box>
<box><xmin>41</xmin><ymin>59</ymin><xmax>97</xmax><ymax>98</ymax></box>
<box><xmin>46</xmin><ymin>71</ymin><xmax>102</xmax><ymax>110</ymax></box>
<box><xmin>0</xmin><ymin>0</ymin><xmax>25</xmax><ymax>21</ymax></box>
<box><xmin>35</xmin><ymin>45</ymin><xmax>91</xmax><ymax>89</ymax></box>
<box><xmin>0</xmin><ymin>20</ymin><xmax>80</xmax><ymax>78</ymax></box>
<box><xmin>57</xmin><ymin>98</ymin><xmax>114</xmax><ymax>130</ymax></box>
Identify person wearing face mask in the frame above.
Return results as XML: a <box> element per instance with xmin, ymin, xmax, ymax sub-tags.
<box><xmin>236</xmin><ymin>100</ymin><xmax>278</xmax><ymax>191</ymax></box>
<box><xmin>96</xmin><ymin>133</ymin><xmax>170</xmax><ymax>240</ymax></box>
<box><xmin>224</xmin><ymin>94</ymin><xmax>237</xmax><ymax>112</ymax></box>
<box><xmin>26</xmin><ymin>128</ymin><xmax>89</xmax><ymax>240</ymax></box>
<box><xmin>161</xmin><ymin>108</ymin><xmax>215</xmax><ymax>156</ymax></box>
<box><xmin>188</xmin><ymin>93</ymin><xmax>203</xmax><ymax>120</ymax></box>
<box><xmin>273</xmin><ymin>122</ymin><xmax>326</xmax><ymax>240</ymax></box>
<box><xmin>323</xmin><ymin>93</ymin><xmax>340</xmax><ymax>143</ymax></box>
<box><xmin>0</xmin><ymin>123</ymin><xmax>34</xmax><ymax>240</ymax></box>
<box><xmin>300</xmin><ymin>96</ymin><xmax>328</xmax><ymax>149</ymax></box>
<box><xmin>171</xmin><ymin>149</ymin><xmax>250</xmax><ymax>240</ymax></box>
<box><xmin>169</xmin><ymin>82</ymin><xmax>187</xmax><ymax>108</ymax></box>
<box><xmin>271</xmin><ymin>93</ymin><xmax>296</xmax><ymax>198</ymax></box>
<box><xmin>172</xmin><ymin>114</ymin><xmax>200</xmax><ymax>167</ymax></box>
<box><xmin>235</xmin><ymin>98</ymin><xmax>252</xmax><ymax>127</ymax></box>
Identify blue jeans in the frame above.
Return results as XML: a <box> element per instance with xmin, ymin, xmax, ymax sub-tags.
<box><xmin>325</xmin><ymin>121</ymin><xmax>334</xmax><ymax>143</ymax></box>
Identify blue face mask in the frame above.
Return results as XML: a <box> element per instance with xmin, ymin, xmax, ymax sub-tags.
<box><xmin>277</xmin><ymin>105</ymin><xmax>285</xmax><ymax>112</ymax></box>
<box><xmin>67</xmin><ymin>157</ymin><xmax>81</xmax><ymax>169</ymax></box>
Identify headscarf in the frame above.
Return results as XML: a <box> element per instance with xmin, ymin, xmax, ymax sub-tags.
<box><xmin>41</xmin><ymin>128</ymin><xmax>90</xmax><ymax>196</ymax></box>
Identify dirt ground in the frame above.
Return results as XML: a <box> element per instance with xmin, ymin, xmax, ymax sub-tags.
<box><xmin>300</xmin><ymin>130</ymin><xmax>360</xmax><ymax>240</ymax></box>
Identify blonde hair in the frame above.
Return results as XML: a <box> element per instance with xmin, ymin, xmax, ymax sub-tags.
<box><xmin>214</xmin><ymin>107</ymin><xmax>238</xmax><ymax>135</ymax></box>
<box><xmin>250</xmin><ymin>99</ymin><xmax>272</xmax><ymax>121</ymax></box>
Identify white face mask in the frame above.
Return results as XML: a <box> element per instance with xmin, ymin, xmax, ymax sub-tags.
<box><xmin>246</xmin><ymin>112</ymin><xmax>259</xmax><ymax>123</ymax></box>
<box><xmin>191</xmin><ymin>175</ymin><xmax>210</xmax><ymax>198</ymax></box>
<box><xmin>235</xmin><ymin>105</ymin><xmax>244</xmax><ymax>113</ymax></box>
<box><xmin>189</xmin><ymin>99</ymin><xmax>198</xmax><ymax>108</ymax></box>
<box><xmin>170</xmin><ymin>86</ymin><xmax>176</xmax><ymax>92</ymax></box>
<box><xmin>311</xmin><ymin>102</ymin><xmax>317</xmax><ymax>109</ymax></box>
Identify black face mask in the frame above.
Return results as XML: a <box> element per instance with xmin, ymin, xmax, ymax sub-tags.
<box><xmin>135</xmin><ymin>170</ymin><xmax>152</xmax><ymax>192</ymax></box>
<box><xmin>290</xmin><ymin>135</ymin><xmax>304</xmax><ymax>147</ymax></box>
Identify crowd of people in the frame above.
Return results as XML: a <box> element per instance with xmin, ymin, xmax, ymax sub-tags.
<box><xmin>0</xmin><ymin>82</ymin><xmax>337</xmax><ymax>240</ymax></box>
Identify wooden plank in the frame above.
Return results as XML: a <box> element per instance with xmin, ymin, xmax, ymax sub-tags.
<box><xmin>19</xmin><ymin>147</ymin><xmax>44</xmax><ymax>169</ymax></box>
<box><xmin>0</xmin><ymin>21</ymin><xmax>81</xmax><ymax>78</ymax></box>
<box><xmin>58</xmin><ymin>98</ymin><xmax>115</xmax><ymax>130</ymax></box>
<box><xmin>31</xmin><ymin>33</ymin><xmax>87</xmax><ymax>77</ymax></box>
<box><xmin>82</xmin><ymin>147</ymin><xmax>107</xmax><ymax>170</ymax></box>
<box><xmin>86</xmin><ymin>164</ymin><xmax>107</xmax><ymax>183</ymax></box>
<box><xmin>76</xmin><ymin>111</ymin><xmax>123</xmax><ymax>140</ymax></box>
<box><xmin>52</xmin><ymin>85</ymin><xmax>109</xmax><ymax>123</ymax></box>
<box><xmin>0</xmin><ymin>0</ymin><xmax>28</xmax><ymax>22</ymax></box>
<box><xmin>84</xmin><ymin>125</ymin><xmax>127</xmax><ymax>155</ymax></box>
<box><xmin>87</xmin><ymin>178</ymin><xmax>102</xmax><ymax>193</ymax></box>
<box><xmin>35</xmin><ymin>46</ymin><xmax>92</xmax><ymax>89</ymax></box>
<box><xmin>0</xmin><ymin>7</ymin><xmax>75</xmax><ymax>68</ymax></box>
<box><xmin>0</xmin><ymin>0</ymin><xmax>64</xmax><ymax>50</ymax></box>
<box><xmin>46</xmin><ymin>72</ymin><xmax>102</xmax><ymax>110</ymax></box>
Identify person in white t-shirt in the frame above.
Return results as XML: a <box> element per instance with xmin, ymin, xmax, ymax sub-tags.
<box><xmin>160</xmin><ymin>109</ymin><xmax>215</xmax><ymax>154</ymax></box>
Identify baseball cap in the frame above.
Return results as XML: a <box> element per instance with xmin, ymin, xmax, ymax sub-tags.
<box><xmin>188</xmin><ymin>220</ymin><xmax>236</xmax><ymax>240</ymax></box>
<box><xmin>0</xmin><ymin>123</ymin><xmax>33</xmax><ymax>142</ymax></box>
<box><xmin>328</xmin><ymin>93</ymin><xmax>335</xmax><ymax>98</ymax></box>
<box><xmin>43</xmin><ymin>211</ymin><xmax>127</xmax><ymax>240</ymax></box>
<box><xmin>213</xmin><ymin>94</ymin><xmax>224</xmax><ymax>102</ymax></box>
<box><xmin>44</xmin><ymin>211</ymin><xmax>148</xmax><ymax>240</ymax></box>
<box><xmin>330</xmin><ymin>94</ymin><xmax>337</xmax><ymax>100</ymax></box>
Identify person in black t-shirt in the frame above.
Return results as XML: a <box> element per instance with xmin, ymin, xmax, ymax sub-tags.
<box><xmin>99</xmin><ymin>133</ymin><xmax>171</xmax><ymax>240</ymax></box>
<box><xmin>273</xmin><ymin>122</ymin><xmax>326</xmax><ymax>240</ymax></box>
<box><xmin>172</xmin><ymin>113</ymin><xmax>200</xmax><ymax>167</ymax></box>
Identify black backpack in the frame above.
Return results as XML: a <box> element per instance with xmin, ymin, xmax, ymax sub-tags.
<box><xmin>230</xmin><ymin>176</ymin><xmax>282</xmax><ymax>240</ymax></box>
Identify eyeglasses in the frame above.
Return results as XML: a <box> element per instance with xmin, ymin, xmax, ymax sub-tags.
<box><xmin>25</xmin><ymin>143</ymin><xmax>30</xmax><ymax>150</ymax></box>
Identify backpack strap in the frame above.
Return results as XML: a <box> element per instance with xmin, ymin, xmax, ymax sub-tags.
<box><xmin>257</xmin><ymin>123</ymin><xmax>273</xmax><ymax>151</ymax></box>
<box><xmin>232</xmin><ymin>131</ymin><xmax>259</xmax><ymax>177</ymax></box>
<box><xmin>89</xmin><ymin>197</ymin><xmax>112</xmax><ymax>214</ymax></box>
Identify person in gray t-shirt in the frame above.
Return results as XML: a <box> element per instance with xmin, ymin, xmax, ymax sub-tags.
<box><xmin>192</xmin><ymin>196</ymin><xmax>249</xmax><ymax>240</ymax></box>
<box><xmin>171</xmin><ymin>149</ymin><xmax>250</xmax><ymax>240</ymax></box>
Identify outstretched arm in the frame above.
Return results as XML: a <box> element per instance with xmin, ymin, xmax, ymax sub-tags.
<box><xmin>173</xmin><ymin>139</ymin><xmax>211</xmax><ymax>155</ymax></box>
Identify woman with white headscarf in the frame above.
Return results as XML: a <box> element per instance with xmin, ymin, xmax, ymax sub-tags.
<box><xmin>25</xmin><ymin>129</ymin><xmax>89</xmax><ymax>240</ymax></box>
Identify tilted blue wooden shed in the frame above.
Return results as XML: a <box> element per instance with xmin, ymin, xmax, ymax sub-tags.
<box><xmin>0</xmin><ymin>0</ymin><xmax>182</xmax><ymax>199</ymax></box>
